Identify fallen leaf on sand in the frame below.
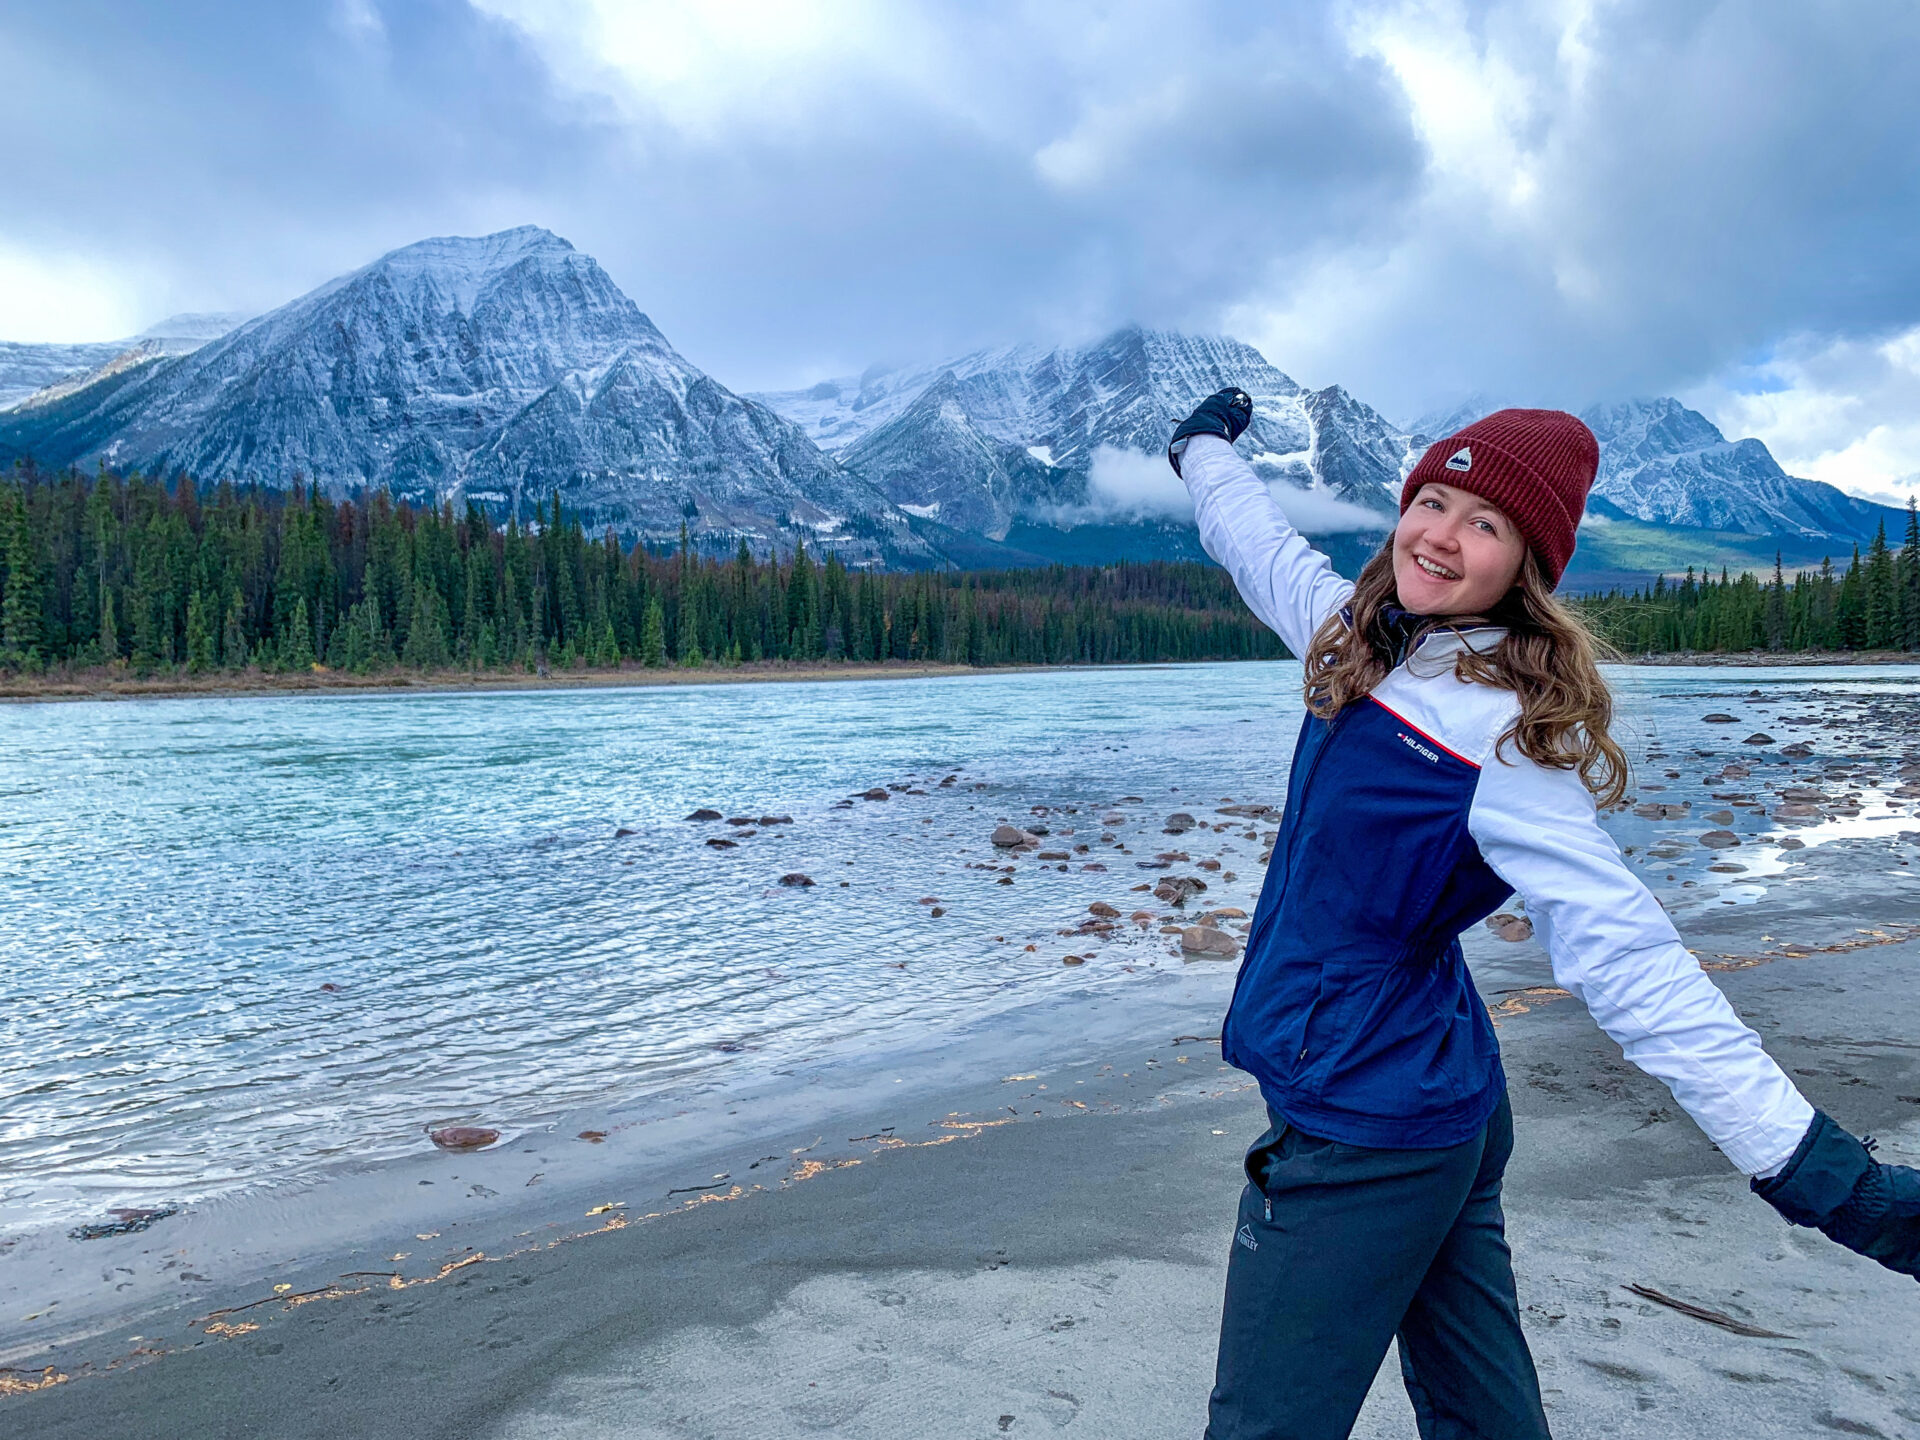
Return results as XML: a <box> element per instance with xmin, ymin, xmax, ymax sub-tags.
<box><xmin>1003</xmin><ymin>1073</ymin><xmax>1038</xmax><ymax>1082</ymax></box>
<box><xmin>585</xmin><ymin>1202</ymin><xmax>626</xmax><ymax>1216</ymax></box>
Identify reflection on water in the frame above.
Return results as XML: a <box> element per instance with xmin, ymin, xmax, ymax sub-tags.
<box><xmin>3</xmin><ymin>661</ymin><xmax>1916</xmax><ymax>1228</ymax></box>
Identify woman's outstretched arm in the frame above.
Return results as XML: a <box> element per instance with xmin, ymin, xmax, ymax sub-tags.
<box><xmin>1466</xmin><ymin>749</ymin><xmax>1812</xmax><ymax>1176</ymax></box>
<box><xmin>1470</xmin><ymin>746</ymin><xmax>1920</xmax><ymax>1280</ymax></box>
<box><xmin>1174</xmin><ymin>433</ymin><xmax>1355</xmax><ymax>660</ymax></box>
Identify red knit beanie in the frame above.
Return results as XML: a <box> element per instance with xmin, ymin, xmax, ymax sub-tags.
<box><xmin>1399</xmin><ymin>409</ymin><xmax>1598</xmax><ymax>587</ymax></box>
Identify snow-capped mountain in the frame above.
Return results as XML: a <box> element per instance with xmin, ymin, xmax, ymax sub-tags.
<box><xmin>3</xmin><ymin>232</ymin><xmax>1903</xmax><ymax>578</ymax></box>
<box><xmin>836</xmin><ymin>373</ymin><xmax>1070</xmax><ymax>538</ymax></box>
<box><xmin>0</xmin><ymin>312</ymin><xmax>246</xmax><ymax>409</ymax></box>
<box><xmin>765</xmin><ymin>327</ymin><xmax>1413</xmax><ymax>540</ymax></box>
<box><xmin>0</xmin><ymin>230</ymin><xmax>917</xmax><ymax>559</ymax></box>
<box><xmin>1406</xmin><ymin>395</ymin><xmax>1903</xmax><ymax>547</ymax></box>
<box><xmin>1578</xmin><ymin>397</ymin><xmax>1896</xmax><ymax>541</ymax></box>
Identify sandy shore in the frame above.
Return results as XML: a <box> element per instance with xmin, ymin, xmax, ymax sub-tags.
<box><xmin>7</xmin><ymin>819</ymin><xmax>1919</xmax><ymax>1438</ymax></box>
<box><xmin>0</xmin><ymin>659</ymin><xmax>983</xmax><ymax>703</ymax></box>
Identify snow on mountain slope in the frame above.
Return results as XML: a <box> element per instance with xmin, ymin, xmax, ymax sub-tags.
<box><xmin>754</xmin><ymin>328</ymin><xmax>1304</xmax><ymax>460</ymax></box>
<box><xmin>811</xmin><ymin>327</ymin><xmax>1408</xmax><ymax>534</ymax></box>
<box><xmin>0</xmin><ymin>341</ymin><xmax>125</xmax><ymax>410</ymax></box>
<box><xmin>0</xmin><ymin>228</ymin><xmax>916</xmax><ymax>557</ymax></box>
<box><xmin>0</xmin><ymin>313</ymin><xmax>247</xmax><ymax>410</ymax></box>
<box><xmin>1579</xmin><ymin>397</ymin><xmax>1900</xmax><ymax>541</ymax></box>
<box><xmin>837</xmin><ymin>373</ymin><xmax>1076</xmax><ymax>539</ymax></box>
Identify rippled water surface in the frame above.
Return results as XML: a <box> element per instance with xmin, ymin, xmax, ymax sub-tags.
<box><xmin>5</xmin><ymin>661</ymin><xmax>1918</xmax><ymax>1230</ymax></box>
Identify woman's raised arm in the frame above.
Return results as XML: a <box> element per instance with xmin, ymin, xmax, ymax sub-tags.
<box><xmin>1175</xmin><ymin>433</ymin><xmax>1355</xmax><ymax>660</ymax></box>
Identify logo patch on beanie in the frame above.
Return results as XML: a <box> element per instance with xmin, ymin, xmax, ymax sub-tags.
<box><xmin>1445</xmin><ymin>446</ymin><xmax>1472</xmax><ymax>473</ymax></box>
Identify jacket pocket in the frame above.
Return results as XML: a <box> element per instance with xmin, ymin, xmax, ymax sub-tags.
<box><xmin>1297</xmin><ymin>966</ymin><xmax>1380</xmax><ymax>1100</ymax></box>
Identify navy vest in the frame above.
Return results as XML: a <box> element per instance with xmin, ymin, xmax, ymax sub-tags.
<box><xmin>1223</xmin><ymin>696</ymin><xmax>1514</xmax><ymax>1148</ymax></box>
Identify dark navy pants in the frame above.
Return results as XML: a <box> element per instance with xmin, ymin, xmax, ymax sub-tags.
<box><xmin>1206</xmin><ymin>1092</ymin><xmax>1550</xmax><ymax>1440</ymax></box>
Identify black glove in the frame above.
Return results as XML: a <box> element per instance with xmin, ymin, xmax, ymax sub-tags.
<box><xmin>1753</xmin><ymin>1110</ymin><xmax>1920</xmax><ymax>1280</ymax></box>
<box><xmin>1167</xmin><ymin>387</ymin><xmax>1253</xmax><ymax>476</ymax></box>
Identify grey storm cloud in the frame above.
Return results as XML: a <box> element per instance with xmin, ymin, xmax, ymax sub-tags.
<box><xmin>4</xmin><ymin>0</ymin><xmax>1920</xmax><ymax>441</ymax></box>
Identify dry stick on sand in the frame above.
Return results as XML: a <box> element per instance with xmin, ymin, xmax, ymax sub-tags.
<box><xmin>1623</xmin><ymin>1283</ymin><xmax>1794</xmax><ymax>1339</ymax></box>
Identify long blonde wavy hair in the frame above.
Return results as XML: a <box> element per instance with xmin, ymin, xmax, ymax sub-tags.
<box><xmin>1303</xmin><ymin>542</ymin><xmax>1630</xmax><ymax>807</ymax></box>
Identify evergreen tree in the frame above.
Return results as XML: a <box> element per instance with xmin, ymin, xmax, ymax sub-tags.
<box><xmin>401</xmin><ymin>588</ymin><xmax>450</xmax><ymax>669</ymax></box>
<box><xmin>1864</xmin><ymin>520</ymin><xmax>1897</xmax><ymax>649</ymax></box>
<box><xmin>1900</xmin><ymin>498</ymin><xmax>1920</xmax><ymax>651</ymax></box>
<box><xmin>1837</xmin><ymin>546</ymin><xmax>1867</xmax><ymax>649</ymax></box>
<box><xmin>1</xmin><ymin>486</ymin><xmax>44</xmax><ymax>666</ymax></box>
<box><xmin>283</xmin><ymin>596</ymin><xmax>316</xmax><ymax>670</ymax></box>
<box><xmin>221</xmin><ymin>587</ymin><xmax>249</xmax><ymax>669</ymax></box>
<box><xmin>641</xmin><ymin>596</ymin><xmax>667</xmax><ymax>667</ymax></box>
<box><xmin>1764</xmin><ymin>553</ymin><xmax>1787</xmax><ymax>651</ymax></box>
<box><xmin>99</xmin><ymin>574</ymin><xmax>121</xmax><ymax>664</ymax></box>
<box><xmin>185</xmin><ymin>588</ymin><xmax>214</xmax><ymax>671</ymax></box>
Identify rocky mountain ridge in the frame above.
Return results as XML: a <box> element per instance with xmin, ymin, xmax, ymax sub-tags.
<box><xmin>0</xmin><ymin>227</ymin><xmax>1904</xmax><ymax>580</ymax></box>
<box><xmin>0</xmin><ymin>229</ymin><xmax>920</xmax><ymax>563</ymax></box>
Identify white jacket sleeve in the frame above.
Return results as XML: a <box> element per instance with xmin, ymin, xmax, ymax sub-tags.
<box><xmin>1177</xmin><ymin>435</ymin><xmax>1355</xmax><ymax>659</ymax></box>
<box><xmin>1467</xmin><ymin>750</ymin><xmax>1814</xmax><ymax>1177</ymax></box>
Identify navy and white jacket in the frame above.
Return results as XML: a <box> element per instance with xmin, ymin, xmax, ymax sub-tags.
<box><xmin>1181</xmin><ymin>434</ymin><xmax>1813</xmax><ymax>1176</ymax></box>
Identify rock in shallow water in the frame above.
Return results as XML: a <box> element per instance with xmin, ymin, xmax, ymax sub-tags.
<box><xmin>69</xmin><ymin>1205</ymin><xmax>180</xmax><ymax>1241</ymax></box>
<box><xmin>778</xmin><ymin>873</ymin><xmax>814</xmax><ymax>887</ymax></box>
<box><xmin>1180</xmin><ymin>926</ymin><xmax>1239</xmax><ymax>957</ymax></box>
<box><xmin>685</xmin><ymin>808</ymin><xmax>722</xmax><ymax>821</ymax></box>
<box><xmin>1699</xmin><ymin>829</ymin><xmax>1742</xmax><ymax>849</ymax></box>
<box><xmin>430</xmin><ymin>1126</ymin><xmax>499</xmax><ymax>1151</ymax></box>
<box><xmin>1154</xmin><ymin>875</ymin><xmax>1208</xmax><ymax>905</ymax></box>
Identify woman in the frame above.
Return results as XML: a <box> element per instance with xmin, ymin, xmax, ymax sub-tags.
<box><xmin>1165</xmin><ymin>390</ymin><xmax>1918</xmax><ymax>1440</ymax></box>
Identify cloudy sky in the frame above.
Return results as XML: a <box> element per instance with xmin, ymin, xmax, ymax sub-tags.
<box><xmin>5</xmin><ymin>1</ymin><xmax>1919</xmax><ymax>498</ymax></box>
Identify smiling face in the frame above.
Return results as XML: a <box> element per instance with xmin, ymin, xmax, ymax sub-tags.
<box><xmin>1392</xmin><ymin>482</ymin><xmax>1529</xmax><ymax>616</ymax></box>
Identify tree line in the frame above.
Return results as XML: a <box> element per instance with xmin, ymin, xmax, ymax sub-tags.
<box><xmin>1578</xmin><ymin>504</ymin><xmax>1920</xmax><ymax>656</ymax></box>
<box><xmin>5</xmin><ymin>469</ymin><xmax>1919</xmax><ymax>679</ymax></box>
<box><xmin>0</xmin><ymin>469</ymin><xmax>1286</xmax><ymax>674</ymax></box>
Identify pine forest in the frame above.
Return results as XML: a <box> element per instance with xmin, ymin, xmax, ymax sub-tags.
<box><xmin>2</xmin><ymin>469</ymin><xmax>1918</xmax><ymax>679</ymax></box>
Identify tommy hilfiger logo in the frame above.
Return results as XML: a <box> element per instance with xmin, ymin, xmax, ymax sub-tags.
<box><xmin>1397</xmin><ymin>731</ymin><xmax>1440</xmax><ymax>764</ymax></box>
<box><xmin>1445</xmin><ymin>446</ymin><xmax>1472</xmax><ymax>472</ymax></box>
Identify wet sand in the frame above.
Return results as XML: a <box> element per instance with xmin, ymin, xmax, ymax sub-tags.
<box><xmin>8</xmin><ymin>836</ymin><xmax>1920</xmax><ymax>1439</ymax></box>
